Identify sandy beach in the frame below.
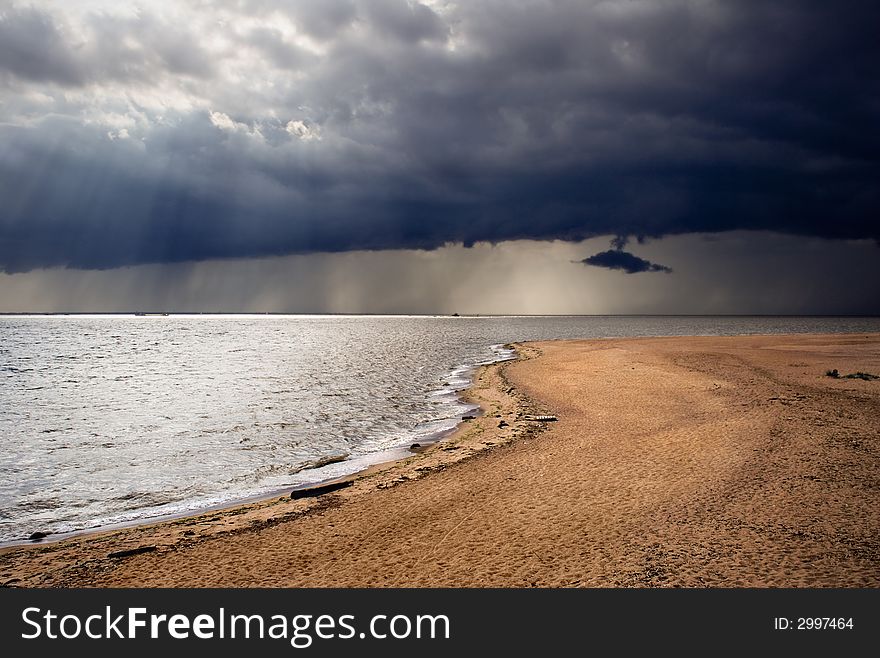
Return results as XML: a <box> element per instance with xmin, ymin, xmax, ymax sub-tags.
<box><xmin>2</xmin><ymin>333</ymin><xmax>878</xmax><ymax>587</ymax></box>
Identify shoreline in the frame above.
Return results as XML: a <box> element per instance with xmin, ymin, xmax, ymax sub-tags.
<box><xmin>0</xmin><ymin>344</ymin><xmax>514</xmax><ymax>550</ymax></box>
<box><xmin>0</xmin><ymin>343</ymin><xmax>551</xmax><ymax>583</ymax></box>
<box><xmin>2</xmin><ymin>332</ymin><xmax>879</xmax><ymax>587</ymax></box>
<box><xmin>12</xmin><ymin>325</ymin><xmax>868</xmax><ymax>551</ymax></box>
<box><xmin>0</xmin><ymin>428</ymin><xmax>458</xmax><ymax>551</ymax></box>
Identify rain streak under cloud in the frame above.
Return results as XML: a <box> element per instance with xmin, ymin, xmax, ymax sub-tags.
<box><xmin>0</xmin><ymin>0</ymin><xmax>878</xmax><ymax>273</ymax></box>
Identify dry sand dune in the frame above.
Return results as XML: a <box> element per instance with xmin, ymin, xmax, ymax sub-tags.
<box><xmin>2</xmin><ymin>333</ymin><xmax>878</xmax><ymax>587</ymax></box>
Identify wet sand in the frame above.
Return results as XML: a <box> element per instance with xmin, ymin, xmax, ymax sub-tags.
<box><xmin>2</xmin><ymin>333</ymin><xmax>879</xmax><ymax>587</ymax></box>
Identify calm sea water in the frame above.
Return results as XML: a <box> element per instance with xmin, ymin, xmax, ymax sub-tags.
<box><xmin>1</xmin><ymin>315</ymin><xmax>878</xmax><ymax>543</ymax></box>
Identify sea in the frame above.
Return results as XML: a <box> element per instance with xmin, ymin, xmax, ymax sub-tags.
<box><xmin>1</xmin><ymin>314</ymin><xmax>878</xmax><ymax>544</ymax></box>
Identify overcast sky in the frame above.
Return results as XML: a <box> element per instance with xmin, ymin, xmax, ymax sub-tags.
<box><xmin>0</xmin><ymin>1</ymin><xmax>877</xmax><ymax>313</ymax></box>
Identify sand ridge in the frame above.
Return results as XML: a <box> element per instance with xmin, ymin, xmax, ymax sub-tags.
<box><xmin>1</xmin><ymin>333</ymin><xmax>878</xmax><ymax>587</ymax></box>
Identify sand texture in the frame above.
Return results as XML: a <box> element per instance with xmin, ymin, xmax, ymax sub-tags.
<box><xmin>2</xmin><ymin>333</ymin><xmax>878</xmax><ymax>587</ymax></box>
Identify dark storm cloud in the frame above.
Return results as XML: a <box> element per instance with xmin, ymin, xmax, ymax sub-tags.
<box><xmin>0</xmin><ymin>6</ymin><xmax>83</xmax><ymax>84</ymax></box>
<box><xmin>610</xmin><ymin>235</ymin><xmax>634</xmax><ymax>251</ymax></box>
<box><xmin>0</xmin><ymin>0</ymin><xmax>878</xmax><ymax>272</ymax></box>
<box><xmin>363</xmin><ymin>0</ymin><xmax>449</xmax><ymax>43</ymax></box>
<box><xmin>0</xmin><ymin>5</ymin><xmax>215</xmax><ymax>86</ymax></box>
<box><xmin>245</xmin><ymin>27</ymin><xmax>314</xmax><ymax>70</ymax></box>
<box><xmin>581</xmin><ymin>250</ymin><xmax>672</xmax><ymax>274</ymax></box>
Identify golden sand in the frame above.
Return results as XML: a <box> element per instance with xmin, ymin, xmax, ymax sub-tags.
<box><xmin>2</xmin><ymin>333</ymin><xmax>878</xmax><ymax>587</ymax></box>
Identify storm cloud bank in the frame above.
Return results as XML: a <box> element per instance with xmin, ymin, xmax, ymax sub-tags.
<box><xmin>1</xmin><ymin>0</ymin><xmax>878</xmax><ymax>273</ymax></box>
